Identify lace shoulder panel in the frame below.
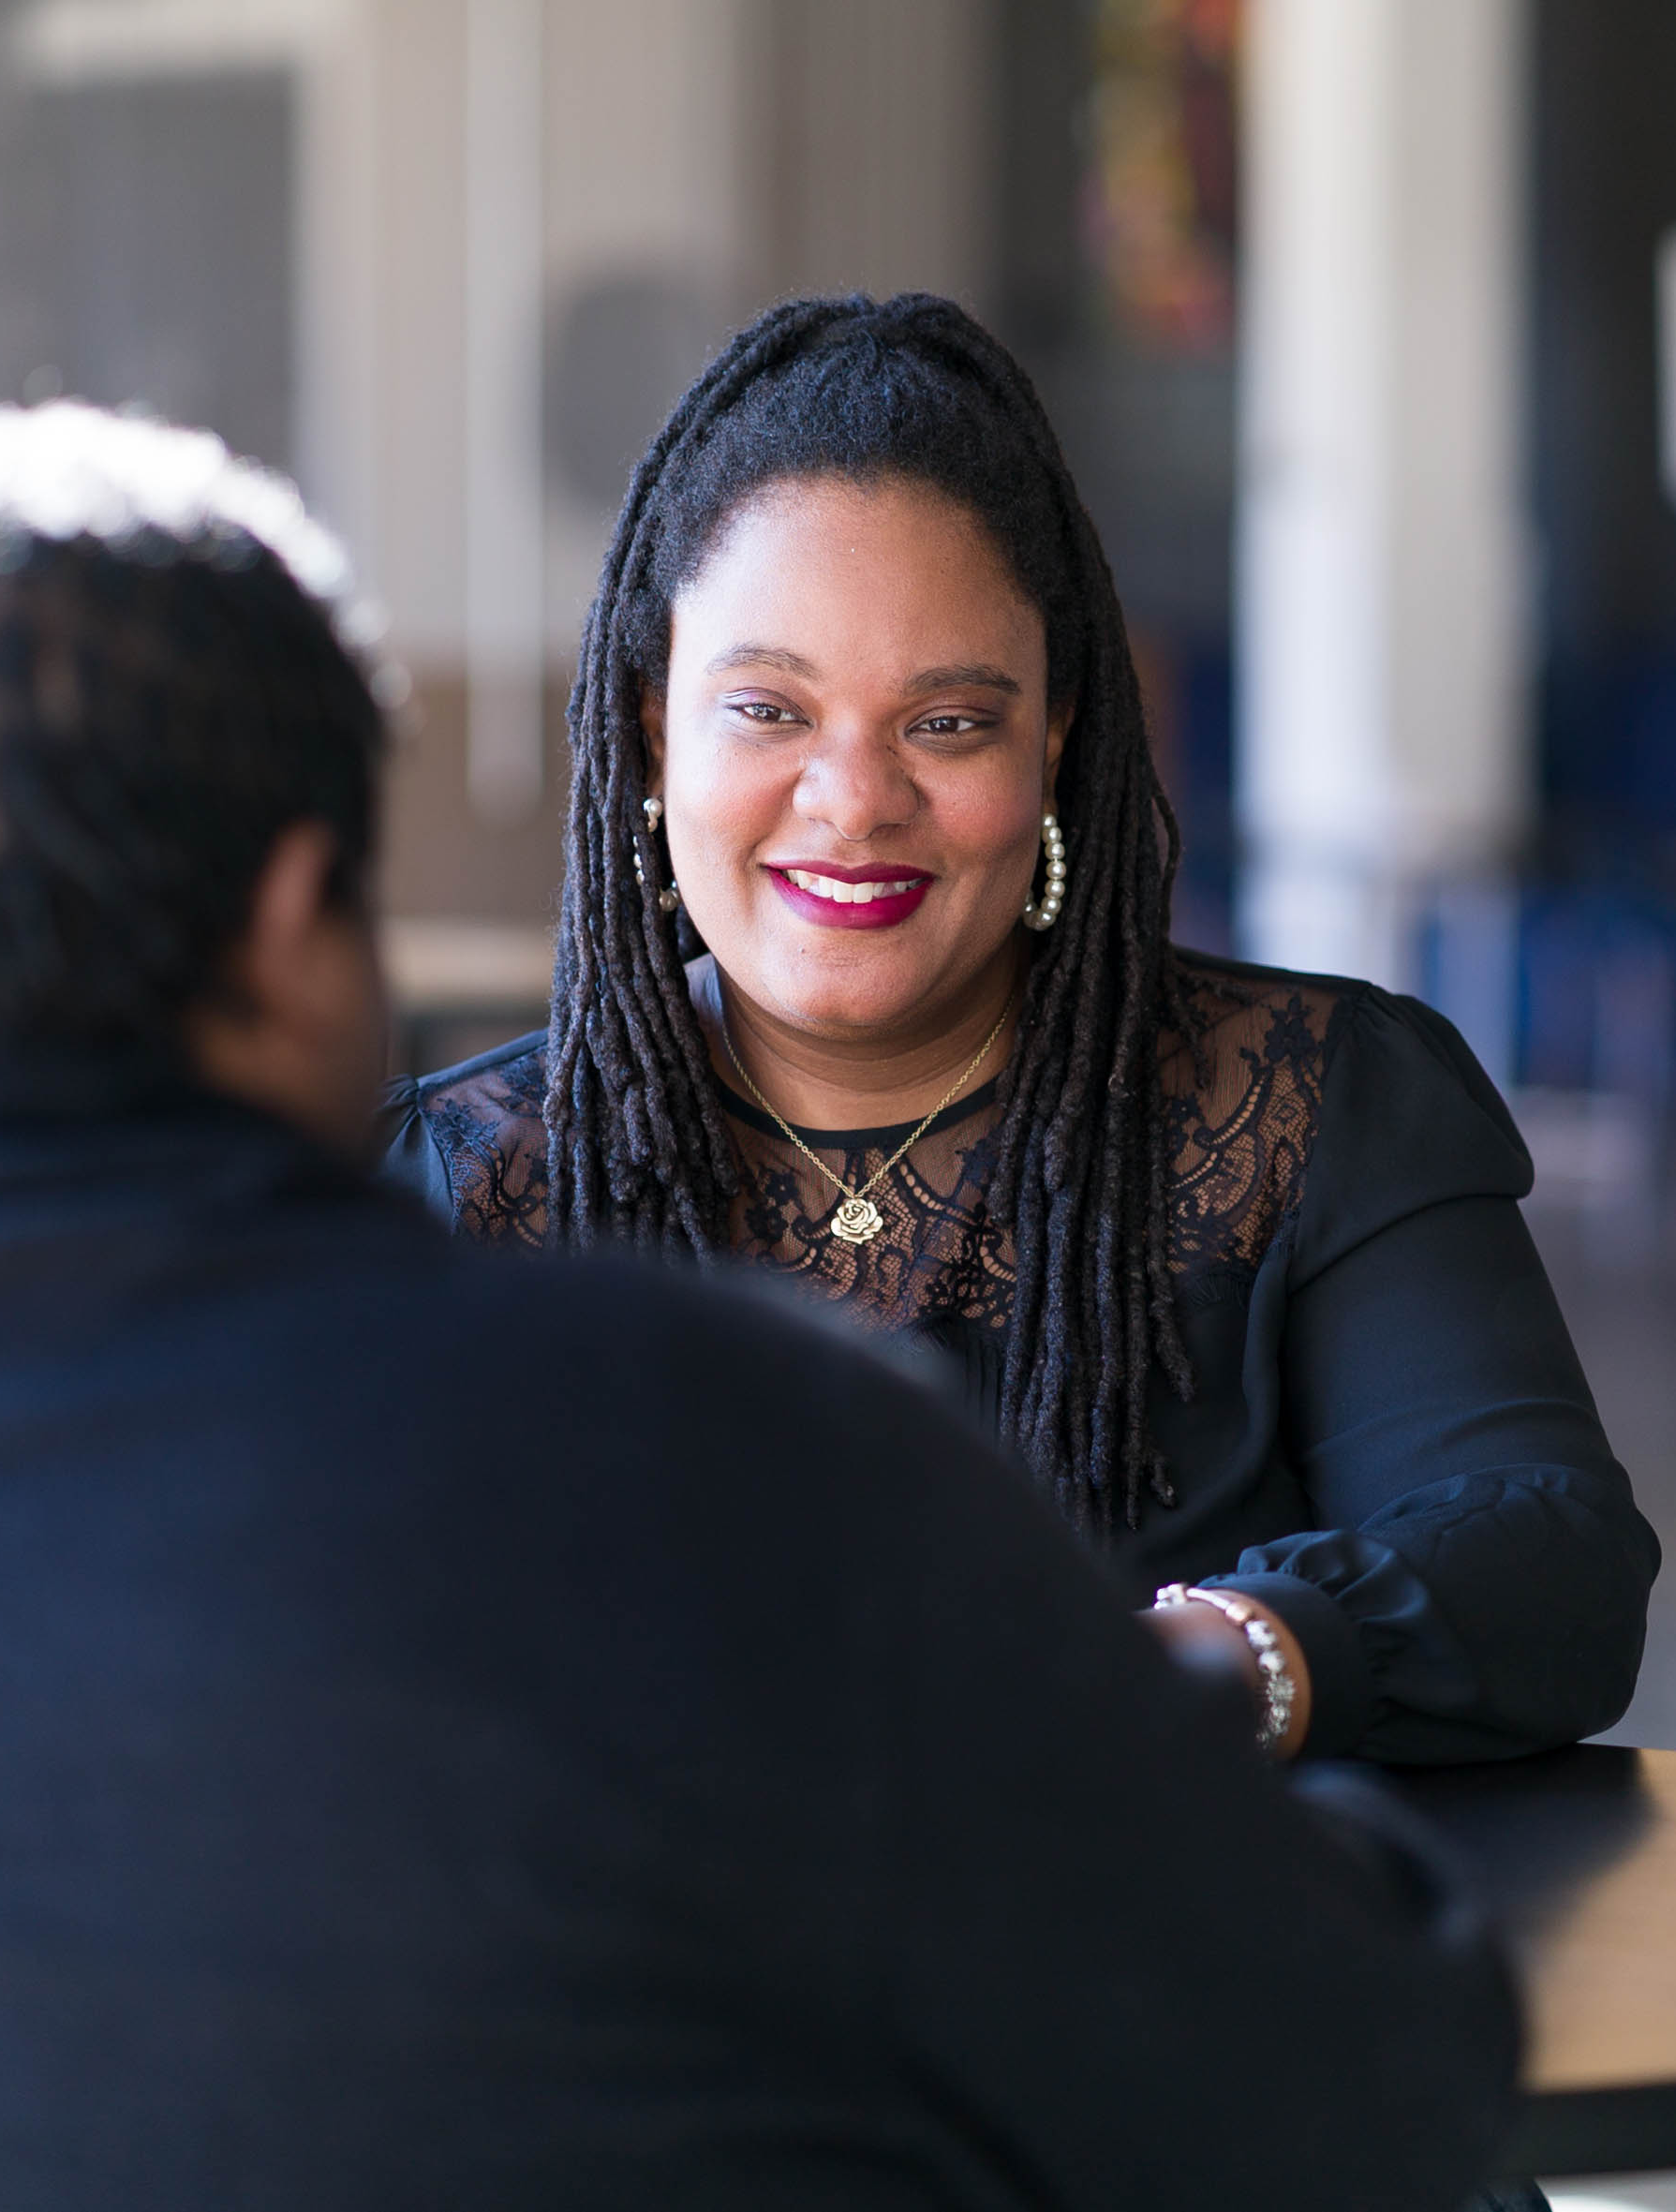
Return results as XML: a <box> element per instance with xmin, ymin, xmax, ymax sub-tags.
<box><xmin>403</xmin><ymin>969</ymin><xmax>1360</xmax><ymax>1288</ymax></box>
<box><xmin>414</xmin><ymin>1032</ymin><xmax>550</xmax><ymax>1248</ymax></box>
<box><xmin>1161</xmin><ymin>957</ymin><xmax>1358</xmax><ymax>1281</ymax></box>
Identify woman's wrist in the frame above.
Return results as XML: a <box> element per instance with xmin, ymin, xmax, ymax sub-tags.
<box><xmin>1148</xmin><ymin>1586</ymin><xmax>1313</xmax><ymax>1758</ymax></box>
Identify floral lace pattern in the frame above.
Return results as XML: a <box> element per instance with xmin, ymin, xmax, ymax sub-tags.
<box><xmin>719</xmin><ymin>1083</ymin><xmax>1013</xmax><ymax>1334</ymax></box>
<box><xmin>424</xmin><ymin>1045</ymin><xmax>548</xmax><ymax>1250</ymax></box>
<box><xmin>1160</xmin><ymin>971</ymin><xmax>1334</xmax><ymax>1279</ymax></box>
<box><xmin>408</xmin><ymin>962</ymin><xmax>1345</xmax><ymax>1329</ymax></box>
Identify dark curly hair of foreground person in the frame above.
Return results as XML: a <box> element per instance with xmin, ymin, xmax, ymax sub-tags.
<box><xmin>0</xmin><ymin>408</ymin><xmax>382</xmax><ymax>1056</ymax></box>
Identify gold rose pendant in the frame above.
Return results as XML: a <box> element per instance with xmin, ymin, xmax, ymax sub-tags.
<box><xmin>830</xmin><ymin>1195</ymin><xmax>884</xmax><ymax>1244</ymax></box>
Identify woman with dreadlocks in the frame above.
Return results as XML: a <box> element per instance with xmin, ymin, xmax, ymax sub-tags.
<box><xmin>384</xmin><ymin>292</ymin><xmax>1655</xmax><ymax>1769</ymax></box>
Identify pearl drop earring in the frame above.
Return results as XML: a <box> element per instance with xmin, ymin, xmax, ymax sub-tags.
<box><xmin>634</xmin><ymin>794</ymin><xmax>680</xmax><ymax>914</ymax></box>
<box><xmin>1023</xmin><ymin>811</ymin><xmax>1066</xmax><ymax>931</ymax></box>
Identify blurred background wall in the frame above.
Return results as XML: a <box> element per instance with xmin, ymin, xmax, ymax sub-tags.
<box><xmin>4</xmin><ymin>0</ymin><xmax>1676</xmax><ymax>1096</ymax></box>
<box><xmin>5</xmin><ymin>3</ymin><xmax>1676</xmax><ymax>1766</ymax></box>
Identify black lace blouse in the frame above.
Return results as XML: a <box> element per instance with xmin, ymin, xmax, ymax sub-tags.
<box><xmin>378</xmin><ymin>954</ymin><xmax>1661</xmax><ymax>1765</ymax></box>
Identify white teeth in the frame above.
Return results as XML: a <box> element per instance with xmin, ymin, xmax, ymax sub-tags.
<box><xmin>784</xmin><ymin>868</ymin><xmax>922</xmax><ymax>904</ymax></box>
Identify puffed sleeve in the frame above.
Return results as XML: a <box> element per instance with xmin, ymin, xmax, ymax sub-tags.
<box><xmin>372</xmin><ymin>1073</ymin><xmax>456</xmax><ymax>1225</ymax></box>
<box><xmin>1209</xmin><ymin>988</ymin><xmax>1661</xmax><ymax>1763</ymax></box>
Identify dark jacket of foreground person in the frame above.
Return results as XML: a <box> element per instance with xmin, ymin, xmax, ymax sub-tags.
<box><xmin>0</xmin><ymin>1053</ymin><xmax>1520</xmax><ymax>2212</ymax></box>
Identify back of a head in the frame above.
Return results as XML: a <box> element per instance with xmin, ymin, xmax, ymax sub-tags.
<box><xmin>0</xmin><ymin>404</ymin><xmax>384</xmax><ymax>1059</ymax></box>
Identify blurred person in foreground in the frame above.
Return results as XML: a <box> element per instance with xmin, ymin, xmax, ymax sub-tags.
<box><xmin>0</xmin><ymin>402</ymin><xmax>1522</xmax><ymax>2212</ymax></box>
<box><xmin>387</xmin><ymin>295</ymin><xmax>1656</xmax><ymax>1786</ymax></box>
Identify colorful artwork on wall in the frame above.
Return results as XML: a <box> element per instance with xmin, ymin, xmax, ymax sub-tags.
<box><xmin>1083</xmin><ymin>0</ymin><xmax>1240</xmax><ymax>353</ymax></box>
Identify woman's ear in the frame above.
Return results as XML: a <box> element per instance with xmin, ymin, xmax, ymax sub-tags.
<box><xmin>1044</xmin><ymin>700</ymin><xmax>1074</xmax><ymax>810</ymax></box>
<box><xmin>640</xmin><ymin>687</ymin><xmax>666</xmax><ymax>800</ymax></box>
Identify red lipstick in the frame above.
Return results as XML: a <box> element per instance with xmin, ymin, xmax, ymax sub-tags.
<box><xmin>766</xmin><ymin>860</ymin><xmax>934</xmax><ymax>931</ymax></box>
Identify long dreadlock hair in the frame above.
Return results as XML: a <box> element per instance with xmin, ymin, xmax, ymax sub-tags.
<box><xmin>545</xmin><ymin>292</ymin><xmax>1204</xmax><ymax>1535</ymax></box>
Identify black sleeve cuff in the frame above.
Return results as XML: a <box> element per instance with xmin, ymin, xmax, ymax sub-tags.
<box><xmin>1206</xmin><ymin>1569</ymin><xmax>1377</xmax><ymax>1758</ymax></box>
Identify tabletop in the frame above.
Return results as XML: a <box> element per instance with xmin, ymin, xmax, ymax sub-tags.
<box><xmin>1396</xmin><ymin>1744</ymin><xmax>1676</xmax><ymax>2177</ymax></box>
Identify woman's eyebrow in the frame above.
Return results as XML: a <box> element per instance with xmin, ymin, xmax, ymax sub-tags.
<box><xmin>702</xmin><ymin>647</ymin><xmax>1022</xmax><ymax>696</ymax></box>
<box><xmin>907</xmin><ymin>663</ymin><xmax>1021</xmax><ymax>695</ymax></box>
<box><xmin>705</xmin><ymin>644</ymin><xmax>819</xmax><ymax>678</ymax></box>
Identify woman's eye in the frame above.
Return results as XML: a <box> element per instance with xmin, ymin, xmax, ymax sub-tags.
<box><xmin>730</xmin><ymin>700</ymin><xmax>797</xmax><ymax>727</ymax></box>
<box><xmin>915</xmin><ymin>713</ymin><xmax>986</xmax><ymax>737</ymax></box>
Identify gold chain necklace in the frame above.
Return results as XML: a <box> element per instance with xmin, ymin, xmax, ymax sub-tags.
<box><xmin>720</xmin><ymin>991</ymin><xmax>1016</xmax><ymax>1246</ymax></box>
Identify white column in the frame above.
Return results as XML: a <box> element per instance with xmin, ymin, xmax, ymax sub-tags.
<box><xmin>464</xmin><ymin>0</ymin><xmax>546</xmax><ymax>822</ymax></box>
<box><xmin>295</xmin><ymin>1</ymin><xmax>380</xmax><ymax>572</ymax></box>
<box><xmin>1236</xmin><ymin>0</ymin><xmax>1531</xmax><ymax>992</ymax></box>
<box><xmin>541</xmin><ymin>0</ymin><xmax>754</xmax><ymax>637</ymax></box>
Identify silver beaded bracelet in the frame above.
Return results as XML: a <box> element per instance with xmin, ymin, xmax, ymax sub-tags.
<box><xmin>1152</xmin><ymin>1583</ymin><xmax>1297</xmax><ymax>1754</ymax></box>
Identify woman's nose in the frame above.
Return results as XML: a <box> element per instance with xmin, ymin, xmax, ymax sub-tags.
<box><xmin>792</xmin><ymin>731</ymin><xmax>918</xmax><ymax>842</ymax></box>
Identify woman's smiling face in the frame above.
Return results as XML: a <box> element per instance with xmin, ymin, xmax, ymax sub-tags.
<box><xmin>643</xmin><ymin>473</ymin><xmax>1069</xmax><ymax>1046</ymax></box>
